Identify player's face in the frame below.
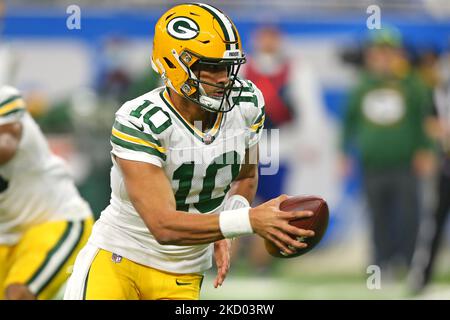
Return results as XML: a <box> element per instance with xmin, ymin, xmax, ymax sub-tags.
<box><xmin>192</xmin><ymin>63</ymin><xmax>230</xmax><ymax>100</ymax></box>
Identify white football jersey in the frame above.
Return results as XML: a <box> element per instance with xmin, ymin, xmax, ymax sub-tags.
<box><xmin>0</xmin><ymin>86</ymin><xmax>93</xmax><ymax>245</ymax></box>
<box><xmin>90</xmin><ymin>79</ymin><xmax>265</xmax><ymax>274</ymax></box>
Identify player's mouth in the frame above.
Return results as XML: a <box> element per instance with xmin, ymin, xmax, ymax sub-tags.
<box><xmin>210</xmin><ymin>91</ymin><xmax>224</xmax><ymax>100</ymax></box>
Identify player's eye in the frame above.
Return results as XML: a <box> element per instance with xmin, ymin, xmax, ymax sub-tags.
<box><xmin>203</xmin><ymin>64</ymin><xmax>227</xmax><ymax>73</ymax></box>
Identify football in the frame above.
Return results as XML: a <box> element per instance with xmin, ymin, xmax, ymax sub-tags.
<box><xmin>265</xmin><ymin>195</ymin><xmax>329</xmax><ymax>258</ymax></box>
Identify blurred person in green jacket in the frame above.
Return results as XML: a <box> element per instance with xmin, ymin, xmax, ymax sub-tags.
<box><xmin>340</xmin><ymin>27</ymin><xmax>435</xmax><ymax>279</ymax></box>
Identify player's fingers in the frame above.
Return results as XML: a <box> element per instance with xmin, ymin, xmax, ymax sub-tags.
<box><xmin>267</xmin><ymin>233</ymin><xmax>296</xmax><ymax>255</ymax></box>
<box><xmin>273</xmin><ymin>194</ymin><xmax>290</xmax><ymax>207</ymax></box>
<box><xmin>214</xmin><ymin>269</ymin><xmax>223</xmax><ymax>288</ymax></box>
<box><xmin>215</xmin><ymin>255</ymin><xmax>230</xmax><ymax>287</ymax></box>
<box><xmin>219</xmin><ymin>267</ymin><xmax>228</xmax><ymax>285</ymax></box>
<box><xmin>282</xmin><ymin>224</ymin><xmax>315</xmax><ymax>238</ymax></box>
<box><xmin>273</xmin><ymin>229</ymin><xmax>308</xmax><ymax>250</ymax></box>
<box><xmin>279</xmin><ymin>210</ymin><xmax>313</xmax><ymax>220</ymax></box>
<box><xmin>214</xmin><ymin>276</ymin><xmax>219</xmax><ymax>288</ymax></box>
<box><xmin>215</xmin><ymin>266</ymin><xmax>228</xmax><ymax>288</ymax></box>
<box><xmin>218</xmin><ymin>259</ymin><xmax>228</xmax><ymax>274</ymax></box>
<box><xmin>264</xmin><ymin>194</ymin><xmax>289</xmax><ymax>208</ymax></box>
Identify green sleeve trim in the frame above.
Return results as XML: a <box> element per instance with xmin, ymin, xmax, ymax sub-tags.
<box><xmin>111</xmin><ymin>135</ymin><xmax>166</xmax><ymax>161</ymax></box>
<box><xmin>113</xmin><ymin>121</ymin><xmax>162</xmax><ymax>147</ymax></box>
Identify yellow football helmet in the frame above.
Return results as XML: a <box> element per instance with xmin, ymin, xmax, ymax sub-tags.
<box><xmin>151</xmin><ymin>3</ymin><xmax>246</xmax><ymax>112</ymax></box>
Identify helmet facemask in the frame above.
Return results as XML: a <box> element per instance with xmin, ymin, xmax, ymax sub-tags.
<box><xmin>176</xmin><ymin>50</ymin><xmax>246</xmax><ymax>113</ymax></box>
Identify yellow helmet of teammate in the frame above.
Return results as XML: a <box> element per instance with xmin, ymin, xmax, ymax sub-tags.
<box><xmin>151</xmin><ymin>3</ymin><xmax>246</xmax><ymax>113</ymax></box>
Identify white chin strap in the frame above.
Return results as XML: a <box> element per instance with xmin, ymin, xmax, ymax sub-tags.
<box><xmin>198</xmin><ymin>90</ymin><xmax>228</xmax><ymax>112</ymax></box>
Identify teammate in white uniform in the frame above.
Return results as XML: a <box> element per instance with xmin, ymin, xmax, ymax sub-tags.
<box><xmin>65</xmin><ymin>3</ymin><xmax>314</xmax><ymax>300</ymax></box>
<box><xmin>0</xmin><ymin>85</ymin><xmax>93</xmax><ymax>300</ymax></box>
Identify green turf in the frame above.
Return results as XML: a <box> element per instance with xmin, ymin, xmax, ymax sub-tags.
<box><xmin>200</xmin><ymin>251</ymin><xmax>450</xmax><ymax>300</ymax></box>
<box><xmin>201</xmin><ymin>273</ymin><xmax>450</xmax><ymax>300</ymax></box>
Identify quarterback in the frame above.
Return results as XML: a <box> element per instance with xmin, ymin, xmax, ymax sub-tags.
<box><xmin>65</xmin><ymin>3</ymin><xmax>313</xmax><ymax>300</ymax></box>
<box><xmin>0</xmin><ymin>86</ymin><xmax>93</xmax><ymax>299</ymax></box>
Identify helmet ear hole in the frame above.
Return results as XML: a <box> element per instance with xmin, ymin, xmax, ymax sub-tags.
<box><xmin>163</xmin><ymin>57</ymin><xmax>176</xmax><ymax>69</ymax></box>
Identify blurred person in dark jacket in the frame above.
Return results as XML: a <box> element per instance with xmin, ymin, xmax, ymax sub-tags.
<box><xmin>340</xmin><ymin>27</ymin><xmax>435</xmax><ymax>279</ymax></box>
<box><xmin>408</xmin><ymin>49</ymin><xmax>450</xmax><ymax>294</ymax></box>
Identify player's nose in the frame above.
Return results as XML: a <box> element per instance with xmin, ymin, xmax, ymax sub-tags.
<box><xmin>213</xmin><ymin>68</ymin><xmax>229</xmax><ymax>86</ymax></box>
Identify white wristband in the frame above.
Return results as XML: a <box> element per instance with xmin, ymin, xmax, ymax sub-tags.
<box><xmin>219</xmin><ymin>207</ymin><xmax>254</xmax><ymax>239</ymax></box>
<box><xmin>223</xmin><ymin>194</ymin><xmax>250</xmax><ymax>211</ymax></box>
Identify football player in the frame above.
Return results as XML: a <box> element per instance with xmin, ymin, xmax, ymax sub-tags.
<box><xmin>0</xmin><ymin>85</ymin><xmax>93</xmax><ymax>299</ymax></box>
<box><xmin>65</xmin><ymin>3</ymin><xmax>314</xmax><ymax>300</ymax></box>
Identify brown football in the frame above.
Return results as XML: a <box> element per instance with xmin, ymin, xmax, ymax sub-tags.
<box><xmin>265</xmin><ymin>195</ymin><xmax>329</xmax><ymax>258</ymax></box>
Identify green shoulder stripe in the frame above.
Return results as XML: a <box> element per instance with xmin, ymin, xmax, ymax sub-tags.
<box><xmin>232</xmin><ymin>86</ymin><xmax>254</xmax><ymax>93</ymax></box>
<box><xmin>232</xmin><ymin>79</ymin><xmax>255</xmax><ymax>92</ymax></box>
<box><xmin>232</xmin><ymin>94</ymin><xmax>258</xmax><ymax>107</ymax></box>
<box><xmin>113</xmin><ymin>121</ymin><xmax>162</xmax><ymax>147</ymax></box>
<box><xmin>111</xmin><ymin>135</ymin><xmax>166</xmax><ymax>160</ymax></box>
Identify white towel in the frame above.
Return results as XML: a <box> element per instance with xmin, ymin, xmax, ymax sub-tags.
<box><xmin>63</xmin><ymin>243</ymin><xmax>99</xmax><ymax>300</ymax></box>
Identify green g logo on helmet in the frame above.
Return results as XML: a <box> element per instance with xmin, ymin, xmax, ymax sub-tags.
<box><xmin>167</xmin><ymin>17</ymin><xmax>200</xmax><ymax>40</ymax></box>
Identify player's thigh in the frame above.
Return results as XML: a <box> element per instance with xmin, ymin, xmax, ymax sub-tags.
<box><xmin>5</xmin><ymin>218</ymin><xmax>92</xmax><ymax>300</ymax></box>
<box><xmin>140</xmin><ymin>268</ymin><xmax>203</xmax><ymax>300</ymax></box>
<box><xmin>0</xmin><ymin>245</ymin><xmax>14</xmax><ymax>300</ymax></box>
<box><xmin>84</xmin><ymin>249</ymin><xmax>139</xmax><ymax>300</ymax></box>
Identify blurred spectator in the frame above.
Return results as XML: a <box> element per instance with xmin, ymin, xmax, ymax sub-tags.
<box><xmin>340</xmin><ymin>27</ymin><xmax>435</xmax><ymax>279</ymax></box>
<box><xmin>97</xmin><ymin>37</ymin><xmax>132</xmax><ymax>102</ymax></box>
<box><xmin>244</xmin><ymin>25</ymin><xmax>295</xmax><ymax>207</ymax></box>
<box><xmin>95</xmin><ymin>35</ymin><xmax>162</xmax><ymax>104</ymax></box>
<box><xmin>230</xmin><ymin>25</ymin><xmax>295</xmax><ymax>273</ymax></box>
<box><xmin>408</xmin><ymin>49</ymin><xmax>450</xmax><ymax>294</ymax></box>
<box><xmin>233</xmin><ymin>25</ymin><xmax>332</xmax><ymax>274</ymax></box>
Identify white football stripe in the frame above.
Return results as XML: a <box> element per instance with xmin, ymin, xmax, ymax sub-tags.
<box><xmin>28</xmin><ymin>221</ymin><xmax>82</xmax><ymax>295</ymax></box>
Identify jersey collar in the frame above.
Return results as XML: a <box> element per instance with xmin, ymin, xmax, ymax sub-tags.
<box><xmin>160</xmin><ymin>88</ymin><xmax>224</xmax><ymax>144</ymax></box>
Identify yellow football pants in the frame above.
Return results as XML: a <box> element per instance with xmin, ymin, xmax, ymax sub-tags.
<box><xmin>0</xmin><ymin>218</ymin><xmax>93</xmax><ymax>300</ymax></box>
<box><xmin>83</xmin><ymin>249</ymin><xmax>204</xmax><ymax>300</ymax></box>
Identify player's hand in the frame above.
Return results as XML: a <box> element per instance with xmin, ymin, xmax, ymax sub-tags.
<box><xmin>249</xmin><ymin>194</ymin><xmax>315</xmax><ymax>255</ymax></box>
<box><xmin>213</xmin><ymin>238</ymin><xmax>232</xmax><ymax>288</ymax></box>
